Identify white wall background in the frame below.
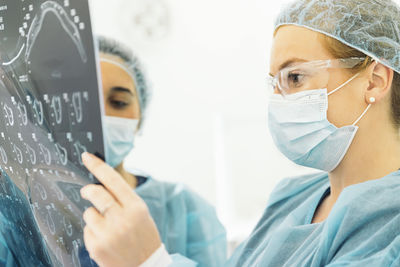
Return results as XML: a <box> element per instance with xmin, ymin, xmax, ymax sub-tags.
<box><xmin>89</xmin><ymin>0</ymin><xmax>320</xmax><ymax>249</ymax></box>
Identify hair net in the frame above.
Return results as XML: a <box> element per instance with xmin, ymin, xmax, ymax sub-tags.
<box><xmin>97</xmin><ymin>35</ymin><xmax>151</xmax><ymax>127</ymax></box>
<box><xmin>274</xmin><ymin>0</ymin><xmax>400</xmax><ymax>74</ymax></box>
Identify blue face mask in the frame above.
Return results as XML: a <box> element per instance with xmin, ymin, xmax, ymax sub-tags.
<box><xmin>268</xmin><ymin>74</ymin><xmax>372</xmax><ymax>172</ymax></box>
<box><xmin>103</xmin><ymin>116</ymin><xmax>139</xmax><ymax>168</ymax></box>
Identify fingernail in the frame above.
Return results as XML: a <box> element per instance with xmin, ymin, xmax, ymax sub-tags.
<box><xmin>80</xmin><ymin>187</ymin><xmax>87</xmax><ymax>197</ymax></box>
<box><xmin>81</xmin><ymin>152</ymin><xmax>92</xmax><ymax>163</ymax></box>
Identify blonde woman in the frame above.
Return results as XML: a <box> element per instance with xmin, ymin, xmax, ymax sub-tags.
<box><xmin>81</xmin><ymin>1</ymin><xmax>400</xmax><ymax>266</ymax></box>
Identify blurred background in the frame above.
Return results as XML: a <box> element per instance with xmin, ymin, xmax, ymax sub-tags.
<box><xmin>89</xmin><ymin>0</ymin><xmax>319</xmax><ymax>253</ymax></box>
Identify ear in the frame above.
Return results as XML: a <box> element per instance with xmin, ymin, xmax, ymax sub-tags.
<box><xmin>364</xmin><ymin>62</ymin><xmax>394</xmax><ymax>104</ymax></box>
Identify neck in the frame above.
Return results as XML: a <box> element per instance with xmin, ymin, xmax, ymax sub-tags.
<box><xmin>329</xmin><ymin>109</ymin><xmax>400</xmax><ymax>201</ymax></box>
<box><xmin>115</xmin><ymin>163</ymin><xmax>138</xmax><ymax>189</ymax></box>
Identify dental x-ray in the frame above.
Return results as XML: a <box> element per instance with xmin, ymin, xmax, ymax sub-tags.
<box><xmin>0</xmin><ymin>0</ymin><xmax>104</xmax><ymax>266</ymax></box>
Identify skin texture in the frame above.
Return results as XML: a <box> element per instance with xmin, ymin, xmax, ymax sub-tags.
<box><xmin>270</xmin><ymin>25</ymin><xmax>400</xmax><ymax>223</ymax></box>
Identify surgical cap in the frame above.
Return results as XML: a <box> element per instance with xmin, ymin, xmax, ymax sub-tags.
<box><xmin>274</xmin><ymin>0</ymin><xmax>400</xmax><ymax>74</ymax></box>
<box><xmin>97</xmin><ymin>36</ymin><xmax>151</xmax><ymax>127</ymax></box>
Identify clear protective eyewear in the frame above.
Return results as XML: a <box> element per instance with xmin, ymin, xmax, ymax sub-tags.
<box><xmin>267</xmin><ymin>57</ymin><xmax>366</xmax><ymax>96</ymax></box>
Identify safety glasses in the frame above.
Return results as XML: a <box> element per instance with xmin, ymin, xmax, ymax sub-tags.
<box><xmin>267</xmin><ymin>57</ymin><xmax>366</xmax><ymax>96</ymax></box>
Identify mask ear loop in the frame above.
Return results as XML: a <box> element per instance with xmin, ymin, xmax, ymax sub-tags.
<box><xmin>352</xmin><ymin>101</ymin><xmax>373</xmax><ymax>126</ymax></box>
<box><xmin>352</xmin><ymin>59</ymin><xmax>379</xmax><ymax>126</ymax></box>
<box><xmin>327</xmin><ymin>72</ymin><xmax>361</xmax><ymax>96</ymax></box>
<box><xmin>324</xmin><ymin>70</ymin><xmax>369</xmax><ymax>126</ymax></box>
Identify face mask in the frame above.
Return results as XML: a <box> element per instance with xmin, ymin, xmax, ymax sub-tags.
<box><xmin>268</xmin><ymin>73</ymin><xmax>371</xmax><ymax>172</ymax></box>
<box><xmin>103</xmin><ymin>116</ymin><xmax>139</xmax><ymax>168</ymax></box>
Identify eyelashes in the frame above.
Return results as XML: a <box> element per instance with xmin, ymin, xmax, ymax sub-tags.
<box><xmin>108</xmin><ymin>99</ymin><xmax>130</xmax><ymax>109</ymax></box>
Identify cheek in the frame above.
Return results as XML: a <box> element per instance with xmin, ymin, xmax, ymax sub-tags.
<box><xmin>327</xmin><ymin>95</ymin><xmax>353</xmax><ymax>127</ymax></box>
<box><xmin>327</xmin><ymin>83</ymin><xmax>366</xmax><ymax>127</ymax></box>
<box><xmin>104</xmin><ymin>101</ymin><xmax>112</xmax><ymax>116</ymax></box>
<box><xmin>131</xmin><ymin>99</ymin><xmax>141</xmax><ymax>119</ymax></box>
<box><xmin>127</xmin><ymin>105</ymin><xmax>140</xmax><ymax>119</ymax></box>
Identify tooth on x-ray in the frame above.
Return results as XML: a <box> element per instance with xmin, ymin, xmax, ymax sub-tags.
<box><xmin>33</xmin><ymin>99</ymin><xmax>44</xmax><ymax>125</ymax></box>
<box><xmin>3</xmin><ymin>104</ymin><xmax>14</xmax><ymax>126</ymax></box>
<box><xmin>25</xmin><ymin>143</ymin><xmax>37</xmax><ymax>164</ymax></box>
<box><xmin>34</xmin><ymin>182</ymin><xmax>47</xmax><ymax>200</ymax></box>
<box><xmin>55</xmin><ymin>247</ymin><xmax>64</xmax><ymax>267</ymax></box>
<box><xmin>63</xmin><ymin>216</ymin><xmax>73</xmax><ymax>237</ymax></box>
<box><xmin>13</xmin><ymin>144</ymin><xmax>23</xmax><ymax>164</ymax></box>
<box><xmin>72</xmin><ymin>92</ymin><xmax>83</xmax><ymax>123</ymax></box>
<box><xmin>38</xmin><ymin>143</ymin><xmax>51</xmax><ymax>165</ymax></box>
<box><xmin>67</xmin><ymin>185</ymin><xmax>81</xmax><ymax>203</ymax></box>
<box><xmin>45</xmin><ymin>208</ymin><xmax>56</xmax><ymax>235</ymax></box>
<box><xmin>0</xmin><ymin>146</ymin><xmax>8</xmax><ymax>164</ymax></box>
<box><xmin>55</xmin><ymin>143</ymin><xmax>68</xmax><ymax>166</ymax></box>
<box><xmin>51</xmin><ymin>96</ymin><xmax>62</xmax><ymax>124</ymax></box>
<box><xmin>51</xmin><ymin>184</ymin><xmax>64</xmax><ymax>201</ymax></box>
<box><xmin>71</xmin><ymin>240</ymin><xmax>81</xmax><ymax>267</ymax></box>
<box><xmin>73</xmin><ymin>141</ymin><xmax>86</xmax><ymax>165</ymax></box>
<box><xmin>17</xmin><ymin>102</ymin><xmax>28</xmax><ymax>126</ymax></box>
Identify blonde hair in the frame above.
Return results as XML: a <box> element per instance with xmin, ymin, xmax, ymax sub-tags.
<box><xmin>322</xmin><ymin>35</ymin><xmax>400</xmax><ymax>127</ymax></box>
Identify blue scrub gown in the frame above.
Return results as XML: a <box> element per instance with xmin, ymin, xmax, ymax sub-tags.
<box><xmin>171</xmin><ymin>171</ymin><xmax>400</xmax><ymax>266</ymax></box>
<box><xmin>133</xmin><ymin>172</ymin><xmax>227</xmax><ymax>267</ymax></box>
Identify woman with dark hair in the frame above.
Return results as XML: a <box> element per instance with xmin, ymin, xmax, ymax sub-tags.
<box><xmin>91</xmin><ymin>36</ymin><xmax>226</xmax><ymax>267</ymax></box>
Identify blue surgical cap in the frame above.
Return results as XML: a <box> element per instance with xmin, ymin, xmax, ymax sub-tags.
<box><xmin>97</xmin><ymin>35</ymin><xmax>151</xmax><ymax>127</ymax></box>
<box><xmin>274</xmin><ymin>0</ymin><xmax>400</xmax><ymax>74</ymax></box>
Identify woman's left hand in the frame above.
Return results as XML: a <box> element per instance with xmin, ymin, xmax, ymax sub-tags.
<box><xmin>80</xmin><ymin>152</ymin><xmax>161</xmax><ymax>267</ymax></box>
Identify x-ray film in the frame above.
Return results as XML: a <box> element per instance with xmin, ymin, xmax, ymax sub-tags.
<box><xmin>0</xmin><ymin>0</ymin><xmax>104</xmax><ymax>266</ymax></box>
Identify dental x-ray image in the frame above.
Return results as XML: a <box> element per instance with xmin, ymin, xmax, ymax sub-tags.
<box><xmin>0</xmin><ymin>0</ymin><xmax>104</xmax><ymax>266</ymax></box>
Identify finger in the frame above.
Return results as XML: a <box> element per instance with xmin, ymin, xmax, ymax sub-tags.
<box><xmin>81</xmin><ymin>184</ymin><xmax>121</xmax><ymax>216</ymax></box>
<box><xmin>83</xmin><ymin>207</ymin><xmax>107</xmax><ymax>234</ymax></box>
<box><xmin>83</xmin><ymin>226</ymin><xmax>99</xmax><ymax>258</ymax></box>
<box><xmin>81</xmin><ymin>152</ymin><xmax>139</xmax><ymax>205</ymax></box>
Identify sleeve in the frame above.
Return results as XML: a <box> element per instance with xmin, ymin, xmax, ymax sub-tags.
<box><xmin>139</xmin><ymin>180</ymin><xmax>227</xmax><ymax>266</ymax></box>
<box><xmin>183</xmin><ymin>188</ymin><xmax>227</xmax><ymax>267</ymax></box>
<box><xmin>138</xmin><ymin>244</ymin><xmax>172</xmax><ymax>267</ymax></box>
<box><xmin>138</xmin><ymin>244</ymin><xmax>198</xmax><ymax>267</ymax></box>
<box><xmin>0</xmin><ymin>231</ymin><xmax>17</xmax><ymax>267</ymax></box>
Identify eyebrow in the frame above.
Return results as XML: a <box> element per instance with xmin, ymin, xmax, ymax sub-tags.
<box><xmin>110</xmin><ymin>86</ymin><xmax>134</xmax><ymax>95</ymax></box>
<box><xmin>269</xmin><ymin>58</ymin><xmax>308</xmax><ymax>77</ymax></box>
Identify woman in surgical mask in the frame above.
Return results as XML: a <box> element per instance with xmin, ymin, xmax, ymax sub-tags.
<box><xmin>81</xmin><ymin>1</ymin><xmax>400</xmax><ymax>266</ymax></box>
<box><xmin>80</xmin><ymin>36</ymin><xmax>226</xmax><ymax>267</ymax></box>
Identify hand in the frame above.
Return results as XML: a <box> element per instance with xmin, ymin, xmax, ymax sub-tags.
<box><xmin>80</xmin><ymin>152</ymin><xmax>161</xmax><ymax>267</ymax></box>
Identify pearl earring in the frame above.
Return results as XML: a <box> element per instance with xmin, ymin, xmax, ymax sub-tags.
<box><xmin>369</xmin><ymin>97</ymin><xmax>376</xmax><ymax>103</ymax></box>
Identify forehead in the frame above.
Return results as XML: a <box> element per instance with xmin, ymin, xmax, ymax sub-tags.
<box><xmin>100</xmin><ymin>54</ymin><xmax>136</xmax><ymax>93</ymax></box>
<box><xmin>270</xmin><ymin>25</ymin><xmax>332</xmax><ymax>74</ymax></box>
